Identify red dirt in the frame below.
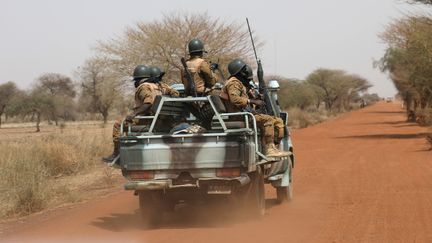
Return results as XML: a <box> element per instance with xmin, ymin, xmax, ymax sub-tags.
<box><xmin>1</xmin><ymin>102</ymin><xmax>432</xmax><ymax>243</ymax></box>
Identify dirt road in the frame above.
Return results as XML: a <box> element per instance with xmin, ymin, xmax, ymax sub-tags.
<box><xmin>2</xmin><ymin>102</ymin><xmax>432</xmax><ymax>243</ymax></box>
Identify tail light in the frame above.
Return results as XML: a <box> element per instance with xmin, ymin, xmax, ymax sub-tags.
<box><xmin>128</xmin><ymin>170</ymin><xmax>154</xmax><ymax>180</ymax></box>
<box><xmin>216</xmin><ymin>168</ymin><xmax>241</xmax><ymax>177</ymax></box>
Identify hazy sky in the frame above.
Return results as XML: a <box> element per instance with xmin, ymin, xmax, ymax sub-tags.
<box><xmin>0</xmin><ymin>0</ymin><xmax>426</xmax><ymax>96</ymax></box>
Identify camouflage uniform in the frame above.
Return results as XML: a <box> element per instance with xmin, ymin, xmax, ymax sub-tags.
<box><xmin>219</xmin><ymin>76</ymin><xmax>276</xmax><ymax>145</ymax></box>
<box><xmin>182</xmin><ymin>56</ymin><xmax>216</xmax><ymax>95</ymax></box>
<box><xmin>112</xmin><ymin>82</ymin><xmax>179</xmax><ymax>142</ymax></box>
<box><xmin>247</xmin><ymin>87</ymin><xmax>285</xmax><ymax>144</ymax></box>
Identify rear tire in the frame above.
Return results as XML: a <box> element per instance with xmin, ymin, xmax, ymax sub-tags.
<box><xmin>246</xmin><ymin>167</ymin><xmax>266</xmax><ymax>217</ymax></box>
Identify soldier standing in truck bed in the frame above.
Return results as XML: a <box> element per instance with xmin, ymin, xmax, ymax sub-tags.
<box><xmin>181</xmin><ymin>38</ymin><xmax>217</xmax><ymax>96</ymax></box>
<box><xmin>220</xmin><ymin>59</ymin><xmax>289</xmax><ymax>158</ymax></box>
<box><xmin>102</xmin><ymin>65</ymin><xmax>179</xmax><ymax>163</ymax></box>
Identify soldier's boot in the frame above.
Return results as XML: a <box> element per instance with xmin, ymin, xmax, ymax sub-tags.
<box><xmin>102</xmin><ymin>141</ymin><xmax>120</xmax><ymax>163</ymax></box>
<box><xmin>265</xmin><ymin>143</ymin><xmax>289</xmax><ymax>158</ymax></box>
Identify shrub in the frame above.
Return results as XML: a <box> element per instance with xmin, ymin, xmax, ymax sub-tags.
<box><xmin>0</xmin><ymin>125</ymin><xmax>111</xmax><ymax>217</ymax></box>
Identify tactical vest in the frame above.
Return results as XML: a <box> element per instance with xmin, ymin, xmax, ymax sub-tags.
<box><xmin>186</xmin><ymin>57</ymin><xmax>206</xmax><ymax>93</ymax></box>
<box><xmin>219</xmin><ymin>77</ymin><xmax>248</xmax><ymax>113</ymax></box>
<box><xmin>134</xmin><ymin>82</ymin><xmax>163</xmax><ymax>110</ymax></box>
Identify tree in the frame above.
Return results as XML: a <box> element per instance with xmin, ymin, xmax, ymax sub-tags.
<box><xmin>409</xmin><ymin>0</ymin><xmax>432</xmax><ymax>4</ymax></box>
<box><xmin>8</xmin><ymin>91</ymin><xmax>55</xmax><ymax>132</ymax></box>
<box><xmin>77</xmin><ymin>57</ymin><xmax>123</xmax><ymax>123</ymax></box>
<box><xmin>0</xmin><ymin>81</ymin><xmax>19</xmax><ymax>128</ymax></box>
<box><xmin>95</xmin><ymin>12</ymin><xmax>260</xmax><ymax>84</ymax></box>
<box><xmin>277</xmin><ymin>78</ymin><xmax>317</xmax><ymax>110</ymax></box>
<box><xmin>378</xmin><ymin>16</ymin><xmax>432</xmax><ymax>117</ymax></box>
<box><xmin>306</xmin><ymin>69</ymin><xmax>371</xmax><ymax>111</ymax></box>
<box><xmin>34</xmin><ymin>73</ymin><xmax>76</xmax><ymax>125</ymax></box>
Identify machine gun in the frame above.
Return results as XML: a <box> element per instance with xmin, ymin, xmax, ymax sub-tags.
<box><xmin>246</xmin><ymin>18</ymin><xmax>276</xmax><ymax>116</ymax></box>
<box><xmin>181</xmin><ymin>57</ymin><xmax>197</xmax><ymax>97</ymax></box>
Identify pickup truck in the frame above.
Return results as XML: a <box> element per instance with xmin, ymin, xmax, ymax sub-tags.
<box><xmin>114</xmin><ymin>80</ymin><xmax>295</xmax><ymax>226</ymax></box>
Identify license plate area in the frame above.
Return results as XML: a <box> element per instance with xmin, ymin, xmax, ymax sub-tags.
<box><xmin>207</xmin><ymin>185</ymin><xmax>232</xmax><ymax>194</ymax></box>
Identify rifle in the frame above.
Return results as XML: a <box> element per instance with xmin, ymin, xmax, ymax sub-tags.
<box><xmin>210</xmin><ymin>58</ymin><xmax>226</xmax><ymax>83</ymax></box>
<box><xmin>181</xmin><ymin>57</ymin><xmax>197</xmax><ymax>97</ymax></box>
<box><xmin>246</xmin><ymin>18</ymin><xmax>276</xmax><ymax>116</ymax></box>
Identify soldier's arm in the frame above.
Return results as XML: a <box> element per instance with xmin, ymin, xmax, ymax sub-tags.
<box><xmin>134</xmin><ymin>85</ymin><xmax>153</xmax><ymax>116</ymax></box>
<box><xmin>200</xmin><ymin>61</ymin><xmax>216</xmax><ymax>88</ymax></box>
<box><xmin>227</xmin><ymin>82</ymin><xmax>249</xmax><ymax>109</ymax></box>
<box><xmin>161</xmin><ymin>83</ymin><xmax>180</xmax><ymax>97</ymax></box>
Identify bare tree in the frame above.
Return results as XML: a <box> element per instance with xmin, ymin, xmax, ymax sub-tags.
<box><xmin>0</xmin><ymin>81</ymin><xmax>19</xmax><ymax>128</ymax></box>
<box><xmin>96</xmin><ymin>12</ymin><xmax>261</xmax><ymax>84</ymax></box>
<box><xmin>408</xmin><ymin>0</ymin><xmax>432</xmax><ymax>4</ymax></box>
<box><xmin>77</xmin><ymin>57</ymin><xmax>123</xmax><ymax>123</ymax></box>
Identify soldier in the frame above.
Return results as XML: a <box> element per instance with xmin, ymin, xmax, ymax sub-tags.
<box><xmin>102</xmin><ymin>65</ymin><xmax>179</xmax><ymax>163</ymax></box>
<box><xmin>243</xmin><ymin>65</ymin><xmax>285</xmax><ymax>145</ymax></box>
<box><xmin>220</xmin><ymin>59</ymin><xmax>289</xmax><ymax>158</ymax></box>
<box><xmin>181</xmin><ymin>38</ymin><xmax>217</xmax><ymax>96</ymax></box>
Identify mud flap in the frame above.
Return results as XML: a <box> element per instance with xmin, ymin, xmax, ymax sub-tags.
<box><xmin>271</xmin><ymin>165</ymin><xmax>290</xmax><ymax>187</ymax></box>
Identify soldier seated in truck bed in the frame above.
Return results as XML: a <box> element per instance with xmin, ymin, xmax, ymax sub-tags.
<box><xmin>102</xmin><ymin>65</ymin><xmax>179</xmax><ymax>163</ymax></box>
<box><xmin>220</xmin><ymin>59</ymin><xmax>289</xmax><ymax>158</ymax></box>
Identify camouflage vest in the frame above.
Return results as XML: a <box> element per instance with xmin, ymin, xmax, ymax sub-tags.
<box><xmin>186</xmin><ymin>57</ymin><xmax>206</xmax><ymax>93</ymax></box>
<box><xmin>134</xmin><ymin>82</ymin><xmax>163</xmax><ymax>109</ymax></box>
<box><xmin>220</xmin><ymin>77</ymin><xmax>248</xmax><ymax>113</ymax></box>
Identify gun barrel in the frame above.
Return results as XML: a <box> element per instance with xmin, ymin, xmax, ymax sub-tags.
<box><xmin>246</xmin><ymin>18</ymin><xmax>259</xmax><ymax>63</ymax></box>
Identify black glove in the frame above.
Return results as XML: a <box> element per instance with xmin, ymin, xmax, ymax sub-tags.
<box><xmin>210</xmin><ymin>63</ymin><xmax>219</xmax><ymax>71</ymax></box>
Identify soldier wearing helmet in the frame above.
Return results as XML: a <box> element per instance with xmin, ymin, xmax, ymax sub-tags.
<box><xmin>181</xmin><ymin>38</ymin><xmax>216</xmax><ymax>95</ymax></box>
<box><xmin>220</xmin><ymin>59</ymin><xmax>288</xmax><ymax>158</ymax></box>
<box><xmin>103</xmin><ymin>65</ymin><xmax>179</xmax><ymax>163</ymax></box>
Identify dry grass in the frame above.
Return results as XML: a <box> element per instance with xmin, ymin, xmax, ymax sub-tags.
<box><xmin>288</xmin><ymin>107</ymin><xmax>334</xmax><ymax>128</ymax></box>
<box><xmin>0</xmin><ymin>123</ymin><xmax>119</xmax><ymax>218</ymax></box>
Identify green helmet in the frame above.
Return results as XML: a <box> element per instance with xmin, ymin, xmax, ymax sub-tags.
<box><xmin>149</xmin><ymin>66</ymin><xmax>165</xmax><ymax>83</ymax></box>
<box><xmin>133</xmin><ymin>65</ymin><xmax>151</xmax><ymax>80</ymax></box>
<box><xmin>188</xmin><ymin>38</ymin><xmax>205</xmax><ymax>54</ymax></box>
<box><xmin>228</xmin><ymin>59</ymin><xmax>247</xmax><ymax>76</ymax></box>
<box><xmin>149</xmin><ymin>66</ymin><xmax>162</xmax><ymax>77</ymax></box>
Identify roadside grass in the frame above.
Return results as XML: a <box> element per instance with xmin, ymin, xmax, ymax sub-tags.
<box><xmin>288</xmin><ymin>107</ymin><xmax>336</xmax><ymax>128</ymax></box>
<box><xmin>0</xmin><ymin>124</ymin><xmax>118</xmax><ymax>218</ymax></box>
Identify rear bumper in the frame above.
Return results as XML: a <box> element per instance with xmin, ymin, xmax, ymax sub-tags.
<box><xmin>124</xmin><ymin>174</ymin><xmax>251</xmax><ymax>191</ymax></box>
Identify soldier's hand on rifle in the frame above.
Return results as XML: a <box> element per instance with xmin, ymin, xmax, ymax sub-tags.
<box><xmin>249</xmin><ymin>99</ymin><xmax>264</xmax><ymax>107</ymax></box>
<box><xmin>210</xmin><ymin>63</ymin><xmax>219</xmax><ymax>71</ymax></box>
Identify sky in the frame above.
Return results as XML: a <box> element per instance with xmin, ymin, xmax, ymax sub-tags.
<box><xmin>0</xmin><ymin>0</ymin><xmax>428</xmax><ymax>97</ymax></box>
